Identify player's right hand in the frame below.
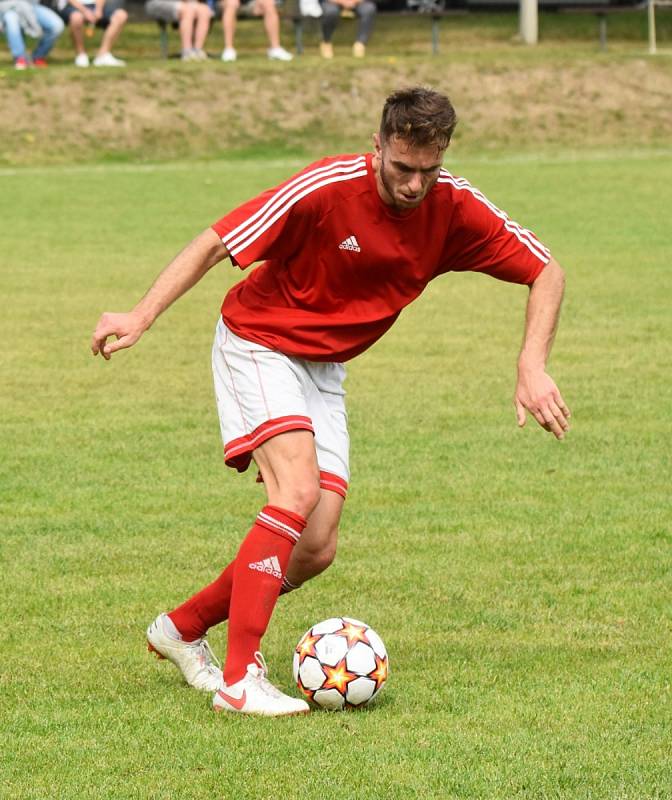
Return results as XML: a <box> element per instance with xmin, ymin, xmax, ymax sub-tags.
<box><xmin>91</xmin><ymin>311</ymin><xmax>147</xmax><ymax>360</ymax></box>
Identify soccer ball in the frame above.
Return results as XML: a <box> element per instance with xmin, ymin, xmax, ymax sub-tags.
<box><xmin>292</xmin><ymin>617</ymin><xmax>389</xmax><ymax>710</ymax></box>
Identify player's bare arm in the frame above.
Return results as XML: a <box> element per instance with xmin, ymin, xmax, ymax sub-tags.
<box><xmin>91</xmin><ymin>227</ymin><xmax>228</xmax><ymax>361</ymax></box>
<box><xmin>514</xmin><ymin>256</ymin><xmax>571</xmax><ymax>439</ymax></box>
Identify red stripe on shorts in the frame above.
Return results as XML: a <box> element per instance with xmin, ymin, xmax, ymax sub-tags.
<box><xmin>319</xmin><ymin>470</ymin><xmax>348</xmax><ymax>499</ymax></box>
<box><xmin>224</xmin><ymin>415</ymin><xmax>314</xmax><ymax>473</ymax></box>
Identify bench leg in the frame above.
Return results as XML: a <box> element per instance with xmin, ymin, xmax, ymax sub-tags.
<box><xmin>159</xmin><ymin>20</ymin><xmax>169</xmax><ymax>58</ymax></box>
<box><xmin>597</xmin><ymin>12</ymin><xmax>607</xmax><ymax>50</ymax></box>
<box><xmin>431</xmin><ymin>14</ymin><xmax>439</xmax><ymax>55</ymax></box>
<box><xmin>294</xmin><ymin>17</ymin><xmax>304</xmax><ymax>55</ymax></box>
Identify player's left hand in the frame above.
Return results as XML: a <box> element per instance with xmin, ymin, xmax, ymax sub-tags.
<box><xmin>514</xmin><ymin>368</ymin><xmax>570</xmax><ymax>440</ymax></box>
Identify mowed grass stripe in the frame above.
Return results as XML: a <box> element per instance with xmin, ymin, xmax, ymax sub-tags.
<box><xmin>1</xmin><ymin>156</ymin><xmax>670</xmax><ymax>799</ymax></box>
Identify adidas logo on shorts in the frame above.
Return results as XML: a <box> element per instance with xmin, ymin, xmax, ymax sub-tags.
<box><xmin>248</xmin><ymin>555</ymin><xmax>282</xmax><ymax>579</ymax></box>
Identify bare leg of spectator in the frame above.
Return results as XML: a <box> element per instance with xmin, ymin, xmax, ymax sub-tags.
<box><xmin>69</xmin><ymin>10</ymin><xmax>87</xmax><ymax>55</ymax></box>
<box><xmin>194</xmin><ymin>4</ymin><xmax>212</xmax><ymax>50</ymax></box>
<box><xmin>97</xmin><ymin>7</ymin><xmax>128</xmax><ymax>56</ymax></box>
<box><xmin>222</xmin><ymin>0</ymin><xmax>239</xmax><ymax>52</ymax></box>
<box><xmin>178</xmin><ymin>2</ymin><xmax>196</xmax><ymax>51</ymax></box>
<box><xmin>258</xmin><ymin>0</ymin><xmax>280</xmax><ymax>49</ymax></box>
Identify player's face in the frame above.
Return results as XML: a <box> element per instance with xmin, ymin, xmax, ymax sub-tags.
<box><xmin>373</xmin><ymin>134</ymin><xmax>445</xmax><ymax>212</ymax></box>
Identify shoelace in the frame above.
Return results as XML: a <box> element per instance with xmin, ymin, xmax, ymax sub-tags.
<box><xmin>189</xmin><ymin>638</ymin><xmax>221</xmax><ymax>673</ymax></box>
<box><xmin>252</xmin><ymin>651</ymin><xmax>283</xmax><ymax>698</ymax></box>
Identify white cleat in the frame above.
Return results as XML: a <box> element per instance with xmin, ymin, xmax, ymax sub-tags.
<box><xmin>213</xmin><ymin>652</ymin><xmax>310</xmax><ymax>717</ymax></box>
<box><xmin>221</xmin><ymin>47</ymin><xmax>237</xmax><ymax>62</ymax></box>
<box><xmin>147</xmin><ymin>613</ymin><xmax>223</xmax><ymax>692</ymax></box>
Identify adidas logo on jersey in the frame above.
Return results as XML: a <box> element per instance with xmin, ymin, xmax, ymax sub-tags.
<box><xmin>338</xmin><ymin>235</ymin><xmax>361</xmax><ymax>252</ymax></box>
<box><xmin>248</xmin><ymin>556</ymin><xmax>283</xmax><ymax>579</ymax></box>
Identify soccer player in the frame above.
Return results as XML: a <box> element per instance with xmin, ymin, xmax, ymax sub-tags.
<box><xmin>91</xmin><ymin>86</ymin><xmax>570</xmax><ymax>717</ymax></box>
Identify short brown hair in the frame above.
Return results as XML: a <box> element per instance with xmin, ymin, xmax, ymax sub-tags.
<box><xmin>379</xmin><ymin>87</ymin><xmax>457</xmax><ymax>150</ymax></box>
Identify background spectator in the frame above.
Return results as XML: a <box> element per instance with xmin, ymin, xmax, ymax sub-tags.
<box><xmin>319</xmin><ymin>0</ymin><xmax>375</xmax><ymax>58</ymax></box>
<box><xmin>145</xmin><ymin>0</ymin><xmax>213</xmax><ymax>60</ymax></box>
<box><xmin>220</xmin><ymin>0</ymin><xmax>292</xmax><ymax>62</ymax></box>
<box><xmin>56</xmin><ymin>0</ymin><xmax>127</xmax><ymax>66</ymax></box>
<box><xmin>0</xmin><ymin>0</ymin><xmax>64</xmax><ymax>68</ymax></box>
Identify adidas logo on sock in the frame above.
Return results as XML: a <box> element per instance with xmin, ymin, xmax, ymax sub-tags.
<box><xmin>338</xmin><ymin>235</ymin><xmax>361</xmax><ymax>252</ymax></box>
<box><xmin>248</xmin><ymin>555</ymin><xmax>282</xmax><ymax>579</ymax></box>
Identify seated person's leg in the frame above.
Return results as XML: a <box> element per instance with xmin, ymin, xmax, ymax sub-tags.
<box><xmin>192</xmin><ymin>2</ymin><xmax>213</xmax><ymax>55</ymax></box>
<box><xmin>319</xmin><ymin>1</ymin><xmax>340</xmax><ymax>58</ymax></box>
<box><xmin>64</xmin><ymin>7</ymin><xmax>88</xmax><ymax>61</ymax></box>
<box><xmin>353</xmin><ymin>0</ymin><xmax>375</xmax><ymax>55</ymax></box>
<box><xmin>176</xmin><ymin>1</ymin><xmax>197</xmax><ymax>56</ymax></box>
<box><xmin>1</xmin><ymin>10</ymin><xmax>28</xmax><ymax>65</ymax></box>
<box><xmin>257</xmin><ymin>0</ymin><xmax>292</xmax><ymax>58</ymax></box>
<box><xmin>32</xmin><ymin>6</ymin><xmax>65</xmax><ymax>62</ymax></box>
<box><xmin>94</xmin><ymin>0</ymin><xmax>127</xmax><ymax>64</ymax></box>
<box><xmin>221</xmin><ymin>0</ymin><xmax>239</xmax><ymax>59</ymax></box>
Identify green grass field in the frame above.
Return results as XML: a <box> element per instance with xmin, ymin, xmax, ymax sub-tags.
<box><xmin>1</xmin><ymin>150</ymin><xmax>670</xmax><ymax>799</ymax></box>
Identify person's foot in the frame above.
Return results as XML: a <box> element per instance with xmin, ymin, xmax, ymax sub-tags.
<box><xmin>299</xmin><ymin>0</ymin><xmax>322</xmax><ymax>17</ymax></box>
<box><xmin>192</xmin><ymin>48</ymin><xmax>208</xmax><ymax>60</ymax></box>
<box><xmin>213</xmin><ymin>653</ymin><xmax>310</xmax><ymax>717</ymax></box>
<box><xmin>221</xmin><ymin>47</ymin><xmax>237</xmax><ymax>62</ymax></box>
<box><xmin>267</xmin><ymin>46</ymin><xmax>293</xmax><ymax>61</ymax></box>
<box><xmin>147</xmin><ymin>613</ymin><xmax>223</xmax><ymax>692</ymax></box>
<box><xmin>14</xmin><ymin>56</ymin><xmax>29</xmax><ymax>70</ymax></box>
<box><xmin>181</xmin><ymin>49</ymin><xmax>196</xmax><ymax>61</ymax></box>
<box><xmin>319</xmin><ymin>41</ymin><xmax>333</xmax><ymax>59</ymax></box>
<box><xmin>74</xmin><ymin>52</ymin><xmax>90</xmax><ymax>67</ymax></box>
<box><xmin>33</xmin><ymin>57</ymin><xmax>48</xmax><ymax>67</ymax></box>
<box><xmin>93</xmin><ymin>52</ymin><xmax>126</xmax><ymax>67</ymax></box>
<box><xmin>352</xmin><ymin>41</ymin><xmax>365</xmax><ymax>57</ymax></box>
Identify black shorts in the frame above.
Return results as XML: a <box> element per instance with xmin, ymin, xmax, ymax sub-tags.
<box><xmin>58</xmin><ymin>0</ymin><xmax>125</xmax><ymax>27</ymax></box>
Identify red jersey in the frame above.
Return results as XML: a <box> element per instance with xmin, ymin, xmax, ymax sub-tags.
<box><xmin>211</xmin><ymin>153</ymin><xmax>550</xmax><ymax>363</ymax></box>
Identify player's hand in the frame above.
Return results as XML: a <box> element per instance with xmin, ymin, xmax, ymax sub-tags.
<box><xmin>91</xmin><ymin>311</ymin><xmax>148</xmax><ymax>361</ymax></box>
<box><xmin>83</xmin><ymin>7</ymin><xmax>96</xmax><ymax>23</ymax></box>
<box><xmin>514</xmin><ymin>367</ymin><xmax>570</xmax><ymax>440</ymax></box>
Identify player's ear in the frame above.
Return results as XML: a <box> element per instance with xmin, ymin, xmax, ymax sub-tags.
<box><xmin>372</xmin><ymin>133</ymin><xmax>381</xmax><ymax>154</ymax></box>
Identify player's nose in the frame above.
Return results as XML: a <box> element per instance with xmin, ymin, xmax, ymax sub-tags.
<box><xmin>407</xmin><ymin>172</ymin><xmax>423</xmax><ymax>193</ymax></box>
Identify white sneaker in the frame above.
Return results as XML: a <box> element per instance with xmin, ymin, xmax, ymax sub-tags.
<box><xmin>213</xmin><ymin>652</ymin><xmax>310</xmax><ymax>717</ymax></box>
<box><xmin>299</xmin><ymin>0</ymin><xmax>322</xmax><ymax>16</ymax></box>
<box><xmin>221</xmin><ymin>47</ymin><xmax>237</xmax><ymax>62</ymax></box>
<box><xmin>192</xmin><ymin>48</ymin><xmax>208</xmax><ymax>60</ymax></box>
<box><xmin>74</xmin><ymin>52</ymin><xmax>90</xmax><ymax>68</ymax></box>
<box><xmin>93</xmin><ymin>52</ymin><xmax>126</xmax><ymax>67</ymax></box>
<box><xmin>147</xmin><ymin>613</ymin><xmax>223</xmax><ymax>692</ymax></box>
<box><xmin>267</xmin><ymin>46</ymin><xmax>293</xmax><ymax>61</ymax></box>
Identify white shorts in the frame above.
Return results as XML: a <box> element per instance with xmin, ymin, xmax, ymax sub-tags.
<box><xmin>212</xmin><ymin>319</ymin><xmax>350</xmax><ymax>499</ymax></box>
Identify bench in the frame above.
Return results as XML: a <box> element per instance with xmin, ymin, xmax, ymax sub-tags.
<box><xmin>292</xmin><ymin>7</ymin><xmax>468</xmax><ymax>55</ymax></box>
<box><xmin>153</xmin><ymin>0</ymin><xmax>466</xmax><ymax>57</ymax></box>
<box><xmin>556</xmin><ymin>1</ymin><xmax>648</xmax><ymax>49</ymax></box>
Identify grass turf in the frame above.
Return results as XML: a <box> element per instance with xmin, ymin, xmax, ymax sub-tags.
<box><xmin>1</xmin><ymin>152</ymin><xmax>671</xmax><ymax>798</ymax></box>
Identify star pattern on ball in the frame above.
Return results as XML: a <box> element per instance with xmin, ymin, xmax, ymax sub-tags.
<box><xmin>296</xmin><ymin>631</ymin><xmax>321</xmax><ymax>662</ymax></box>
<box><xmin>337</xmin><ymin>620</ymin><xmax>369</xmax><ymax>648</ymax></box>
<box><xmin>371</xmin><ymin>653</ymin><xmax>388</xmax><ymax>692</ymax></box>
<box><xmin>322</xmin><ymin>659</ymin><xmax>358</xmax><ymax>693</ymax></box>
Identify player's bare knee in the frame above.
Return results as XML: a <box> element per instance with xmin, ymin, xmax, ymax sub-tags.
<box><xmin>291</xmin><ymin>480</ymin><xmax>321</xmax><ymax>519</ymax></box>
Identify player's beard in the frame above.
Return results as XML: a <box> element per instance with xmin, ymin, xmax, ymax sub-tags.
<box><xmin>379</xmin><ymin>158</ymin><xmax>436</xmax><ymax>211</ymax></box>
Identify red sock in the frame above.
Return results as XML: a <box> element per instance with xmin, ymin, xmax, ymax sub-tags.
<box><xmin>168</xmin><ymin>561</ymin><xmax>236</xmax><ymax>641</ymax></box>
<box><xmin>224</xmin><ymin>505</ymin><xmax>306</xmax><ymax>685</ymax></box>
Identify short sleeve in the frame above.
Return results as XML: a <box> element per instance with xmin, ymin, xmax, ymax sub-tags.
<box><xmin>211</xmin><ymin>166</ymin><xmax>322</xmax><ymax>269</ymax></box>
<box><xmin>439</xmin><ymin>181</ymin><xmax>550</xmax><ymax>285</ymax></box>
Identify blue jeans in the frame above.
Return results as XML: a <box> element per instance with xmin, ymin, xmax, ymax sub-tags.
<box><xmin>1</xmin><ymin>4</ymin><xmax>64</xmax><ymax>59</ymax></box>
